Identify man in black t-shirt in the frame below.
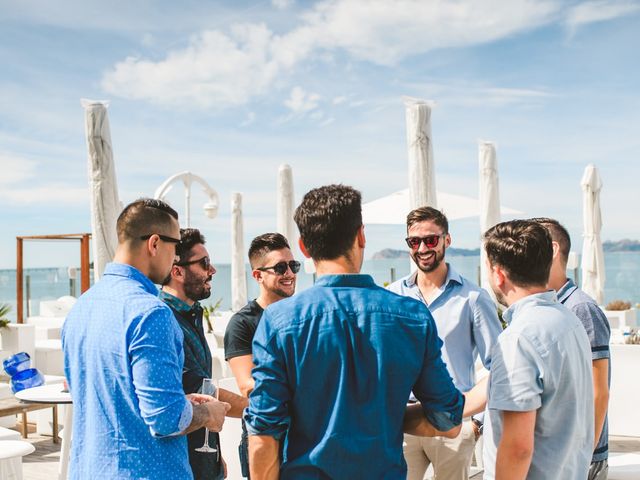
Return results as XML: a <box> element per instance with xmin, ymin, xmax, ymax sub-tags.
<box><xmin>224</xmin><ymin>232</ymin><xmax>299</xmax><ymax>478</ymax></box>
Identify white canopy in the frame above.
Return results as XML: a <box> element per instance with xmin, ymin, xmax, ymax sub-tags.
<box><xmin>362</xmin><ymin>188</ymin><xmax>520</xmax><ymax>225</ymax></box>
<box><xmin>404</xmin><ymin>97</ymin><xmax>437</xmax><ymax>210</ymax></box>
<box><xmin>277</xmin><ymin>164</ymin><xmax>298</xmax><ymax>249</ymax></box>
<box><xmin>478</xmin><ymin>141</ymin><xmax>501</xmax><ymax>294</ymax></box>
<box><xmin>231</xmin><ymin>192</ymin><xmax>248</xmax><ymax>311</ymax></box>
<box><xmin>81</xmin><ymin>99</ymin><xmax>121</xmax><ymax>280</ymax></box>
<box><xmin>580</xmin><ymin>164</ymin><xmax>606</xmax><ymax>304</ymax></box>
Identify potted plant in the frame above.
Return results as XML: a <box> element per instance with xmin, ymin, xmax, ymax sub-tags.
<box><xmin>202</xmin><ymin>298</ymin><xmax>223</xmax><ymax>334</ymax></box>
<box><xmin>0</xmin><ymin>303</ymin><xmax>11</xmax><ymax>351</ymax></box>
<box><xmin>603</xmin><ymin>300</ymin><xmax>637</xmax><ymax>330</ymax></box>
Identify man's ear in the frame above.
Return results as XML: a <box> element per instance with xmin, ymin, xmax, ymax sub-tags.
<box><xmin>144</xmin><ymin>234</ymin><xmax>160</xmax><ymax>257</ymax></box>
<box><xmin>298</xmin><ymin>238</ymin><xmax>311</xmax><ymax>259</ymax></box>
<box><xmin>356</xmin><ymin>225</ymin><xmax>366</xmax><ymax>248</ymax></box>
<box><xmin>444</xmin><ymin>233</ymin><xmax>451</xmax><ymax>248</ymax></box>
<box><xmin>551</xmin><ymin>241</ymin><xmax>561</xmax><ymax>260</ymax></box>
<box><xmin>252</xmin><ymin>269</ymin><xmax>263</xmax><ymax>282</ymax></box>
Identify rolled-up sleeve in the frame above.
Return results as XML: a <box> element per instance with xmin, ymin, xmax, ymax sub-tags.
<box><xmin>488</xmin><ymin>332</ymin><xmax>543</xmax><ymax>412</ymax></box>
<box><xmin>129</xmin><ymin>306</ymin><xmax>192</xmax><ymax>437</ymax></box>
<box><xmin>244</xmin><ymin>312</ymin><xmax>290</xmax><ymax>439</ymax></box>
<box><xmin>412</xmin><ymin>317</ymin><xmax>464</xmax><ymax>431</ymax></box>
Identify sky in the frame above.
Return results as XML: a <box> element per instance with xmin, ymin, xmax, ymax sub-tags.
<box><xmin>0</xmin><ymin>0</ymin><xmax>639</xmax><ymax>269</ymax></box>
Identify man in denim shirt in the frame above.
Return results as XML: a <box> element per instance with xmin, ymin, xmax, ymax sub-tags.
<box><xmin>534</xmin><ymin>218</ymin><xmax>611</xmax><ymax>480</ymax></box>
<box><xmin>161</xmin><ymin>228</ymin><xmax>248</xmax><ymax>479</ymax></box>
<box><xmin>246</xmin><ymin>184</ymin><xmax>464</xmax><ymax>480</ymax></box>
<box><xmin>389</xmin><ymin>206</ymin><xmax>502</xmax><ymax>480</ymax></box>
<box><xmin>63</xmin><ymin>199</ymin><xmax>229</xmax><ymax>480</ymax></box>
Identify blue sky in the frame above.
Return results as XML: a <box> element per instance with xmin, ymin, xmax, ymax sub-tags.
<box><xmin>1</xmin><ymin>0</ymin><xmax>639</xmax><ymax>269</ymax></box>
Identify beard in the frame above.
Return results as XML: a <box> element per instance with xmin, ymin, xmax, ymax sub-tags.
<box><xmin>411</xmin><ymin>247</ymin><xmax>445</xmax><ymax>273</ymax></box>
<box><xmin>183</xmin><ymin>270</ymin><xmax>212</xmax><ymax>302</ymax></box>
<box><xmin>270</xmin><ymin>286</ymin><xmax>294</xmax><ymax>299</ymax></box>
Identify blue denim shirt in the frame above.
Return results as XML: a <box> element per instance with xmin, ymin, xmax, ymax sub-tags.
<box><xmin>245</xmin><ymin>274</ymin><xmax>463</xmax><ymax>479</ymax></box>
<box><xmin>388</xmin><ymin>264</ymin><xmax>502</xmax><ymax>392</ymax></box>
<box><xmin>62</xmin><ymin>263</ymin><xmax>193</xmax><ymax>479</ymax></box>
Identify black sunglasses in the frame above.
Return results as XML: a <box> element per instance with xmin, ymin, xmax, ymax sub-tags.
<box><xmin>176</xmin><ymin>256</ymin><xmax>212</xmax><ymax>270</ymax></box>
<box><xmin>140</xmin><ymin>233</ymin><xmax>181</xmax><ymax>244</ymax></box>
<box><xmin>405</xmin><ymin>234</ymin><xmax>445</xmax><ymax>250</ymax></box>
<box><xmin>257</xmin><ymin>260</ymin><xmax>301</xmax><ymax>275</ymax></box>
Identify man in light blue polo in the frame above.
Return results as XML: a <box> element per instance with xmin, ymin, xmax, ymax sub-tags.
<box><xmin>483</xmin><ymin>220</ymin><xmax>593</xmax><ymax>479</ymax></box>
<box><xmin>389</xmin><ymin>206</ymin><xmax>502</xmax><ymax>480</ymax></box>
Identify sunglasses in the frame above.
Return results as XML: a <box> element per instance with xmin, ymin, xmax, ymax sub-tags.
<box><xmin>176</xmin><ymin>256</ymin><xmax>212</xmax><ymax>270</ymax></box>
<box><xmin>140</xmin><ymin>233</ymin><xmax>181</xmax><ymax>253</ymax></box>
<box><xmin>257</xmin><ymin>260</ymin><xmax>301</xmax><ymax>275</ymax></box>
<box><xmin>405</xmin><ymin>234</ymin><xmax>445</xmax><ymax>250</ymax></box>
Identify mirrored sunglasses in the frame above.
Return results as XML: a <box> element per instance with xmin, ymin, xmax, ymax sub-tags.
<box><xmin>257</xmin><ymin>260</ymin><xmax>301</xmax><ymax>275</ymax></box>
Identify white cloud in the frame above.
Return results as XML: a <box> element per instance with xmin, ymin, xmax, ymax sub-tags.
<box><xmin>102</xmin><ymin>0</ymin><xmax>561</xmax><ymax>108</ymax></box>
<box><xmin>0</xmin><ymin>154</ymin><xmax>37</xmax><ymax>185</ymax></box>
<box><xmin>0</xmin><ymin>185</ymin><xmax>88</xmax><ymax>206</ymax></box>
<box><xmin>565</xmin><ymin>0</ymin><xmax>640</xmax><ymax>33</ymax></box>
<box><xmin>240</xmin><ymin>112</ymin><xmax>257</xmax><ymax>127</ymax></box>
<box><xmin>284</xmin><ymin>86</ymin><xmax>321</xmax><ymax>113</ymax></box>
<box><xmin>332</xmin><ymin>95</ymin><xmax>347</xmax><ymax>105</ymax></box>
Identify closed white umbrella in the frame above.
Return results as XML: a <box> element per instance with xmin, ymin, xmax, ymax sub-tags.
<box><xmin>404</xmin><ymin>97</ymin><xmax>437</xmax><ymax>210</ymax></box>
<box><xmin>231</xmin><ymin>192</ymin><xmax>247</xmax><ymax>311</ymax></box>
<box><xmin>479</xmin><ymin>141</ymin><xmax>501</xmax><ymax>293</ymax></box>
<box><xmin>277</xmin><ymin>164</ymin><xmax>297</xmax><ymax>248</ymax></box>
<box><xmin>81</xmin><ymin>99</ymin><xmax>121</xmax><ymax>280</ymax></box>
<box><xmin>581</xmin><ymin>164</ymin><xmax>605</xmax><ymax>304</ymax></box>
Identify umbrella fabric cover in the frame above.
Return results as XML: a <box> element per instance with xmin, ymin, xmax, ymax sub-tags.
<box><xmin>277</xmin><ymin>164</ymin><xmax>298</xmax><ymax>249</ymax></box>
<box><xmin>231</xmin><ymin>192</ymin><xmax>248</xmax><ymax>311</ymax></box>
<box><xmin>82</xmin><ymin>99</ymin><xmax>121</xmax><ymax>280</ymax></box>
<box><xmin>404</xmin><ymin>97</ymin><xmax>437</xmax><ymax>210</ymax></box>
<box><xmin>580</xmin><ymin>164</ymin><xmax>606</xmax><ymax>304</ymax></box>
<box><xmin>479</xmin><ymin>141</ymin><xmax>501</xmax><ymax>294</ymax></box>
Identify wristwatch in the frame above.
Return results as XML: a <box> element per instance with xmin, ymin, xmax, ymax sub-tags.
<box><xmin>471</xmin><ymin>418</ymin><xmax>483</xmax><ymax>438</ymax></box>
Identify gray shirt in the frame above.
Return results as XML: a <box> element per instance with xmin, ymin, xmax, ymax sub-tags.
<box><xmin>483</xmin><ymin>291</ymin><xmax>594</xmax><ymax>480</ymax></box>
<box><xmin>558</xmin><ymin>278</ymin><xmax>611</xmax><ymax>462</ymax></box>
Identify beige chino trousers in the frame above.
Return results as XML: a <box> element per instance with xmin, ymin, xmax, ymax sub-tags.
<box><xmin>403</xmin><ymin>420</ymin><xmax>477</xmax><ymax>480</ymax></box>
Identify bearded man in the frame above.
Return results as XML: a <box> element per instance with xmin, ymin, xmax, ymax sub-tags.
<box><xmin>388</xmin><ymin>206</ymin><xmax>502</xmax><ymax>480</ymax></box>
<box><xmin>161</xmin><ymin>228</ymin><xmax>247</xmax><ymax>480</ymax></box>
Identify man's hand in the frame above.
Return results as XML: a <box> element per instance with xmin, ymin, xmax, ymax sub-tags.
<box><xmin>186</xmin><ymin>393</ymin><xmax>215</xmax><ymax>405</ymax></box>
<box><xmin>203</xmin><ymin>399</ymin><xmax>231</xmax><ymax>432</ymax></box>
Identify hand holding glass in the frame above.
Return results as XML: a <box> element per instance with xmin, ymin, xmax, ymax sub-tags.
<box><xmin>195</xmin><ymin>378</ymin><xmax>219</xmax><ymax>453</ymax></box>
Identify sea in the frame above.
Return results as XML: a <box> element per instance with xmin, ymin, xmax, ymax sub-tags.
<box><xmin>1</xmin><ymin>252</ymin><xmax>638</xmax><ymax>321</ymax></box>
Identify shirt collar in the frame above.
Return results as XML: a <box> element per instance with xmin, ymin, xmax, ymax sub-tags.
<box><xmin>159</xmin><ymin>290</ymin><xmax>200</xmax><ymax>313</ymax></box>
<box><xmin>403</xmin><ymin>263</ymin><xmax>462</xmax><ymax>289</ymax></box>
<box><xmin>556</xmin><ymin>278</ymin><xmax>578</xmax><ymax>303</ymax></box>
<box><xmin>314</xmin><ymin>274</ymin><xmax>377</xmax><ymax>288</ymax></box>
<box><xmin>502</xmin><ymin>290</ymin><xmax>558</xmax><ymax>326</ymax></box>
<box><xmin>103</xmin><ymin>262</ymin><xmax>158</xmax><ymax>295</ymax></box>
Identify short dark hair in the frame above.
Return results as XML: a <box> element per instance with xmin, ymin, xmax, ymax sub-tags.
<box><xmin>530</xmin><ymin>217</ymin><xmax>571</xmax><ymax>263</ymax></box>
<box><xmin>248</xmin><ymin>233</ymin><xmax>291</xmax><ymax>269</ymax></box>
<box><xmin>116</xmin><ymin>198</ymin><xmax>179</xmax><ymax>243</ymax></box>
<box><xmin>176</xmin><ymin>228</ymin><xmax>206</xmax><ymax>263</ymax></box>
<box><xmin>483</xmin><ymin>220</ymin><xmax>553</xmax><ymax>287</ymax></box>
<box><xmin>294</xmin><ymin>184</ymin><xmax>362</xmax><ymax>261</ymax></box>
<box><xmin>406</xmin><ymin>206</ymin><xmax>449</xmax><ymax>234</ymax></box>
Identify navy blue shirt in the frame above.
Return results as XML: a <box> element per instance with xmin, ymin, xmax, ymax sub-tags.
<box><xmin>245</xmin><ymin>274</ymin><xmax>463</xmax><ymax>479</ymax></box>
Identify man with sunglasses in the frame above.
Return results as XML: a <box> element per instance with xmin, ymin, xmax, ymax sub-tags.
<box><xmin>161</xmin><ymin>228</ymin><xmax>248</xmax><ymax>480</ymax></box>
<box><xmin>246</xmin><ymin>185</ymin><xmax>463</xmax><ymax>480</ymax></box>
<box><xmin>388</xmin><ymin>206</ymin><xmax>502</xmax><ymax>480</ymax></box>
<box><xmin>224</xmin><ymin>232</ymin><xmax>298</xmax><ymax>478</ymax></box>
<box><xmin>62</xmin><ymin>199</ymin><xmax>230</xmax><ymax>480</ymax></box>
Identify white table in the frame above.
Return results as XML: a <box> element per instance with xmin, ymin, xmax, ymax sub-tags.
<box><xmin>15</xmin><ymin>384</ymin><xmax>72</xmax><ymax>480</ymax></box>
<box><xmin>0</xmin><ymin>440</ymin><xmax>35</xmax><ymax>480</ymax></box>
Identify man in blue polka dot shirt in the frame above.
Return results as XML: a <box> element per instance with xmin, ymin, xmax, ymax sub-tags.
<box><xmin>63</xmin><ymin>198</ymin><xmax>230</xmax><ymax>479</ymax></box>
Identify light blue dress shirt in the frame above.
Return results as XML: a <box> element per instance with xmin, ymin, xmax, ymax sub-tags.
<box><xmin>62</xmin><ymin>263</ymin><xmax>193</xmax><ymax>479</ymax></box>
<box><xmin>388</xmin><ymin>264</ymin><xmax>502</xmax><ymax>392</ymax></box>
<box><xmin>483</xmin><ymin>291</ymin><xmax>594</xmax><ymax>480</ymax></box>
<box><xmin>245</xmin><ymin>274</ymin><xmax>463</xmax><ymax>479</ymax></box>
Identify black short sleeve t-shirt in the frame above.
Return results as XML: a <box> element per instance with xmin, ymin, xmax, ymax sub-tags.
<box><xmin>224</xmin><ymin>299</ymin><xmax>264</xmax><ymax>361</ymax></box>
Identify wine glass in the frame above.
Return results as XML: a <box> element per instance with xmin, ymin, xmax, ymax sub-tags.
<box><xmin>195</xmin><ymin>378</ymin><xmax>219</xmax><ymax>454</ymax></box>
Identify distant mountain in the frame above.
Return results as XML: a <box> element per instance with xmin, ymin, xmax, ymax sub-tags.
<box><xmin>603</xmin><ymin>239</ymin><xmax>640</xmax><ymax>252</ymax></box>
<box><xmin>371</xmin><ymin>247</ymin><xmax>480</xmax><ymax>260</ymax></box>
